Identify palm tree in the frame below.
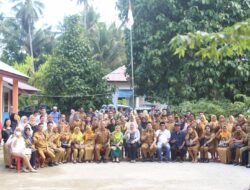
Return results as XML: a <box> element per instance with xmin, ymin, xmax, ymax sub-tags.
<box><xmin>11</xmin><ymin>0</ymin><xmax>44</xmax><ymax>70</ymax></box>
<box><xmin>74</xmin><ymin>0</ymin><xmax>90</xmax><ymax>29</ymax></box>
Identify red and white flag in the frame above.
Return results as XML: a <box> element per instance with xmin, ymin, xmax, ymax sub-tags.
<box><xmin>126</xmin><ymin>0</ymin><xmax>134</xmax><ymax>30</ymax></box>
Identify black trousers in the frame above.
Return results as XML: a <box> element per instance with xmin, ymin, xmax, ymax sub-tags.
<box><xmin>30</xmin><ymin>150</ymin><xmax>37</xmax><ymax>168</ymax></box>
<box><xmin>127</xmin><ymin>143</ymin><xmax>138</xmax><ymax>160</ymax></box>
<box><xmin>171</xmin><ymin>146</ymin><xmax>187</xmax><ymax>160</ymax></box>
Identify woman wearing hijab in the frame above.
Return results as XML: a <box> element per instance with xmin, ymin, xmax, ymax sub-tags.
<box><xmin>216</xmin><ymin>125</ymin><xmax>231</xmax><ymax>163</ymax></box>
<box><xmin>71</xmin><ymin>127</ymin><xmax>84</xmax><ymax>163</ymax></box>
<box><xmin>19</xmin><ymin>116</ymin><xmax>29</xmax><ymax>131</ymax></box>
<box><xmin>23</xmin><ymin>126</ymin><xmax>37</xmax><ymax>169</ymax></box>
<box><xmin>111</xmin><ymin>126</ymin><xmax>123</xmax><ymax>162</ymax></box>
<box><xmin>83</xmin><ymin>126</ymin><xmax>95</xmax><ymax>162</ymax></box>
<box><xmin>10</xmin><ymin>127</ymin><xmax>37</xmax><ymax>172</ymax></box>
<box><xmin>125</xmin><ymin>123</ymin><xmax>140</xmax><ymax>163</ymax></box>
<box><xmin>185</xmin><ymin>126</ymin><xmax>199</xmax><ymax>163</ymax></box>
<box><xmin>60</xmin><ymin>125</ymin><xmax>72</xmax><ymax>163</ymax></box>
<box><xmin>199</xmin><ymin>125</ymin><xmax>215</xmax><ymax>163</ymax></box>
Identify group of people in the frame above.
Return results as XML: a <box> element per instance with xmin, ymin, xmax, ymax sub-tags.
<box><xmin>1</xmin><ymin>106</ymin><xmax>250</xmax><ymax>173</ymax></box>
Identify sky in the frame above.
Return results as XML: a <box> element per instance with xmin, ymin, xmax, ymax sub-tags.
<box><xmin>0</xmin><ymin>0</ymin><xmax>120</xmax><ymax>28</ymax></box>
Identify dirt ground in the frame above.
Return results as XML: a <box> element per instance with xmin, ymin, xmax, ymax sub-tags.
<box><xmin>1</xmin><ymin>158</ymin><xmax>250</xmax><ymax>190</ymax></box>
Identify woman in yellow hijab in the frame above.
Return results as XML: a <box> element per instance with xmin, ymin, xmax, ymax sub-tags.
<box><xmin>111</xmin><ymin>126</ymin><xmax>123</xmax><ymax>162</ymax></box>
<box><xmin>71</xmin><ymin>127</ymin><xmax>84</xmax><ymax>163</ymax></box>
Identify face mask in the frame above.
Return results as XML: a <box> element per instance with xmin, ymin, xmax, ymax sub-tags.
<box><xmin>15</xmin><ymin>131</ymin><xmax>22</xmax><ymax>137</ymax></box>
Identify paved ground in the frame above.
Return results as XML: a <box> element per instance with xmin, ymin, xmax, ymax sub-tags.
<box><xmin>0</xmin><ymin>145</ymin><xmax>249</xmax><ymax>190</ymax></box>
<box><xmin>1</xmin><ymin>160</ymin><xmax>250</xmax><ymax>190</ymax></box>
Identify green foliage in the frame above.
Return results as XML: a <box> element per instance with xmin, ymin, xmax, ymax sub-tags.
<box><xmin>118</xmin><ymin>99</ymin><xmax>128</xmax><ymax>105</ymax></box>
<box><xmin>44</xmin><ymin>15</ymin><xmax>112</xmax><ymax>112</ymax></box>
<box><xmin>117</xmin><ymin>0</ymin><xmax>250</xmax><ymax>104</ymax></box>
<box><xmin>0</xmin><ymin>1</ymin><xmax>55</xmax><ymax>69</ymax></box>
<box><xmin>90</xmin><ymin>22</ymin><xmax>127</xmax><ymax>74</ymax></box>
<box><xmin>171</xmin><ymin>99</ymin><xmax>247</xmax><ymax>118</ymax></box>
<box><xmin>170</xmin><ymin>19</ymin><xmax>250</xmax><ymax>60</ymax></box>
<box><xmin>13</xmin><ymin>56</ymin><xmax>34</xmax><ymax>76</ymax></box>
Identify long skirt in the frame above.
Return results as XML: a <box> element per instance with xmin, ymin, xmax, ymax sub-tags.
<box><xmin>111</xmin><ymin>146</ymin><xmax>122</xmax><ymax>158</ymax></box>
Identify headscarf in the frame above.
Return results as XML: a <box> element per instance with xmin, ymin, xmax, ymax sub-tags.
<box><xmin>112</xmin><ymin>126</ymin><xmax>123</xmax><ymax>142</ymax></box>
<box><xmin>71</xmin><ymin>127</ymin><xmax>83</xmax><ymax>143</ymax></box>
<box><xmin>84</xmin><ymin>126</ymin><xmax>94</xmax><ymax>141</ymax></box>
<box><xmin>199</xmin><ymin>115</ymin><xmax>208</xmax><ymax>129</ymax></box>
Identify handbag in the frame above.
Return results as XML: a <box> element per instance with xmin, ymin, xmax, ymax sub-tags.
<box><xmin>61</xmin><ymin>141</ymin><xmax>71</xmax><ymax>148</ymax></box>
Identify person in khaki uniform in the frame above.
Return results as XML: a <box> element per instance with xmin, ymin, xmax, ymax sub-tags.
<box><xmin>166</xmin><ymin>114</ymin><xmax>175</xmax><ymax>132</ymax></box>
<box><xmin>199</xmin><ymin>125</ymin><xmax>215</xmax><ymax>163</ymax></box>
<box><xmin>216</xmin><ymin>125</ymin><xmax>231</xmax><ymax>164</ymax></box>
<box><xmin>185</xmin><ymin>126</ymin><xmax>199</xmax><ymax>163</ymax></box>
<box><xmin>79</xmin><ymin>107</ymin><xmax>87</xmax><ymax>121</ymax></box>
<box><xmin>52</xmin><ymin>126</ymin><xmax>65</xmax><ymax>164</ymax></box>
<box><xmin>243</xmin><ymin>125</ymin><xmax>250</xmax><ymax>168</ymax></box>
<box><xmin>94</xmin><ymin>120</ymin><xmax>111</xmax><ymax>163</ymax></box>
<box><xmin>228</xmin><ymin>125</ymin><xmax>246</xmax><ymax>165</ymax></box>
<box><xmin>33</xmin><ymin>123</ymin><xmax>56</xmax><ymax>168</ymax></box>
<box><xmin>83</xmin><ymin>126</ymin><xmax>95</xmax><ymax>162</ymax></box>
<box><xmin>60</xmin><ymin>125</ymin><xmax>72</xmax><ymax>163</ymax></box>
<box><xmin>141</xmin><ymin>122</ymin><xmax>157</xmax><ymax>161</ymax></box>
<box><xmin>70</xmin><ymin>112</ymin><xmax>83</xmax><ymax>132</ymax></box>
<box><xmin>44</xmin><ymin>122</ymin><xmax>62</xmax><ymax>165</ymax></box>
<box><xmin>71</xmin><ymin>127</ymin><xmax>84</xmax><ymax>163</ymax></box>
<box><xmin>57</xmin><ymin>114</ymin><xmax>68</xmax><ymax>133</ymax></box>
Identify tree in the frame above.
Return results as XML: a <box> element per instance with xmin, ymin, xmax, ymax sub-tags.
<box><xmin>170</xmin><ymin>18</ymin><xmax>250</xmax><ymax>60</ymax></box>
<box><xmin>0</xmin><ymin>15</ymin><xmax>55</xmax><ymax>69</ymax></box>
<box><xmin>73</xmin><ymin>0</ymin><xmax>91</xmax><ymax>29</ymax></box>
<box><xmin>117</xmin><ymin>0</ymin><xmax>250</xmax><ymax>103</ymax></box>
<box><xmin>90</xmin><ymin>22</ymin><xmax>127</xmax><ymax>74</ymax></box>
<box><xmin>12</xmin><ymin>0</ymin><xmax>44</xmax><ymax>70</ymax></box>
<box><xmin>44</xmin><ymin>15</ymin><xmax>112</xmax><ymax>111</ymax></box>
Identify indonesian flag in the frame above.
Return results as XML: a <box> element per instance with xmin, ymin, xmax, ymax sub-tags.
<box><xmin>126</xmin><ymin>0</ymin><xmax>134</xmax><ymax>30</ymax></box>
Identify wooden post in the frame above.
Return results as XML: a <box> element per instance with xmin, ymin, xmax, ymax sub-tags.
<box><xmin>13</xmin><ymin>79</ymin><xmax>19</xmax><ymax>113</ymax></box>
<box><xmin>0</xmin><ymin>75</ymin><xmax>3</xmax><ymax>123</ymax></box>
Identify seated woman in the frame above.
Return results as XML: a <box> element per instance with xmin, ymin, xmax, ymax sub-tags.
<box><xmin>125</xmin><ymin>123</ymin><xmax>140</xmax><ymax>163</ymax></box>
<box><xmin>60</xmin><ymin>125</ymin><xmax>72</xmax><ymax>163</ymax></box>
<box><xmin>228</xmin><ymin>125</ymin><xmax>246</xmax><ymax>165</ymax></box>
<box><xmin>71</xmin><ymin>127</ymin><xmax>84</xmax><ymax>163</ymax></box>
<box><xmin>23</xmin><ymin>126</ymin><xmax>37</xmax><ymax>169</ymax></box>
<box><xmin>52</xmin><ymin>126</ymin><xmax>65</xmax><ymax>164</ymax></box>
<box><xmin>199</xmin><ymin>125</ymin><xmax>215</xmax><ymax>163</ymax></box>
<box><xmin>11</xmin><ymin>127</ymin><xmax>37</xmax><ymax>172</ymax></box>
<box><xmin>111</xmin><ymin>126</ymin><xmax>123</xmax><ymax>163</ymax></box>
<box><xmin>185</xmin><ymin>126</ymin><xmax>199</xmax><ymax>163</ymax></box>
<box><xmin>216</xmin><ymin>125</ymin><xmax>231</xmax><ymax>164</ymax></box>
<box><xmin>83</xmin><ymin>126</ymin><xmax>95</xmax><ymax>162</ymax></box>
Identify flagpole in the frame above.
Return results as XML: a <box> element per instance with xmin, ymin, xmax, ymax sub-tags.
<box><xmin>130</xmin><ymin>28</ymin><xmax>135</xmax><ymax>110</ymax></box>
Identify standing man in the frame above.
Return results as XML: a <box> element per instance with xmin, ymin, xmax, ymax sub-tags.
<box><xmin>94</xmin><ymin>120</ymin><xmax>111</xmax><ymax>163</ymax></box>
<box><xmin>156</xmin><ymin>122</ymin><xmax>171</xmax><ymax>162</ymax></box>
<box><xmin>141</xmin><ymin>122</ymin><xmax>157</xmax><ymax>161</ymax></box>
<box><xmin>50</xmin><ymin>106</ymin><xmax>60</xmax><ymax>124</ymax></box>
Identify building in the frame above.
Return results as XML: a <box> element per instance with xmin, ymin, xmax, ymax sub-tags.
<box><xmin>0</xmin><ymin>61</ymin><xmax>39</xmax><ymax>123</ymax></box>
<box><xmin>103</xmin><ymin>65</ymin><xmax>144</xmax><ymax>108</ymax></box>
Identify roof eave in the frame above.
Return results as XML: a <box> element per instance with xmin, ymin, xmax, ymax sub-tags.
<box><xmin>0</xmin><ymin>70</ymin><xmax>29</xmax><ymax>82</ymax></box>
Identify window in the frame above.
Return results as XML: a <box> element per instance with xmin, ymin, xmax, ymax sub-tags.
<box><xmin>4</xmin><ymin>92</ymin><xmax>9</xmax><ymax>112</ymax></box>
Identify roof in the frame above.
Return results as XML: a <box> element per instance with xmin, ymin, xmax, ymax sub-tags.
<box><xmin>3</xmin><ymin>77</ymin><xmax>39</xmax><ymax>94</ymax></box>
<box><xmin>103</xmin><ymin>65</ymin><xmax>128</xmax><ymax>82</ymax></box>
<box><xmin>0</xmin><ymin>61</ymin><xmax>29</xmax><ymax>82</ymax></box>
